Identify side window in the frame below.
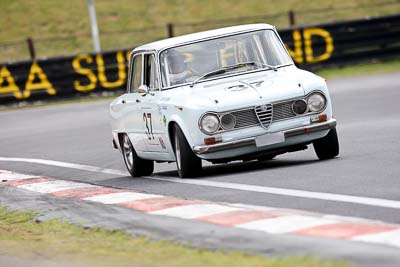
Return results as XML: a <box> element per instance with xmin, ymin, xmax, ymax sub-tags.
<box><xmin>143</xmin><ymin>54</ymin><xmax>159</xmax><ymax>90</ymax></box>
<box><xmin>130</xmin><ymin>54</ymin><xmax>142</xmax><ymax>93</ymax></box>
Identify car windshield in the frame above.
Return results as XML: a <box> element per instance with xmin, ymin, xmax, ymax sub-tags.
<box><xmin>160</xmin><ymin>29</ymin><xmax>292</xmax><ymax>88</ymax></box>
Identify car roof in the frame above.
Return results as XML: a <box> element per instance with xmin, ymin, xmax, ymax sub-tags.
<box><xmin>132</xmin><ymin>23</ymin><xmax>274</xmax><ymax>52</ymax></box>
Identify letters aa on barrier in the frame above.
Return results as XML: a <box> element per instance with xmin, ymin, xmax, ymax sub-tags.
<box><xmin>0</xmin><ymin>50</ymin><xmax>131</xmax><ymax>103</ymax></box>
<box><xmin>1</xmin><ymin>14</ymin><xmax>400</xmax><ymax>103</ymax></box>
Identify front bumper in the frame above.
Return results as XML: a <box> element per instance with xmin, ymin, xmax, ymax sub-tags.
<box><xmin>193</xmin><ymin>119</ymin><xmax>336</xmax><ymax>155</ymax></box>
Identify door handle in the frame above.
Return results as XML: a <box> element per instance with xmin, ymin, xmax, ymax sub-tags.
<box><xmin>121</xmin><ymin>99</ymin><xmax>139</xmax><ymax>104</ymax></box>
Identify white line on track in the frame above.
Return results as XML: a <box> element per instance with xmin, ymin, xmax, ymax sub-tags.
<box><xmin>0</xmin><ymin>157</ymin><xmax>125</xmax><ymax>176</ymax></box>
<box><xmin>352</xmin><ymin>229</ymin><xmax>400</xmax><ymax>248</ymax></box>
<box><xmin>0</xmin><ymin>170</ymin><xmax>39</xmax><ymax>181</ymax></box>
<box><xmin>84</xmin><ymin>192</ymin><xmax>163</xmax><ymax>204</ymax></box>
<box><xmin>1</xmin><ymin>156</ymin><xmax>400</xmax><ymax>209</ymax></box>
<box><xmin>238</xmin><ymin>215</ymin><xmax>338</xmax><ymax>234</ymax></box>
<box><xmin>17</xmin><ymin>180</ymin><xmax>96</xmax><ymax>193</ymax></box>
<box><xmin>150</xmin><ymin>204</ymin><xmax>241</xmax><ymax>219</ymax></box>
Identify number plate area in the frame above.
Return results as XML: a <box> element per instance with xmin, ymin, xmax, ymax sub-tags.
<box><xmin>255</xmin><ymin>132</ymin><xmax>285</xmax><ymax>147</ymax></box>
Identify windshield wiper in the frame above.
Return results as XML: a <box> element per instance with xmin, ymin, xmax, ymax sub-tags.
<box><xmin>190</xmin><ymin>61</ymin><xmax>277</xmax><ymax>87</ymax></box>
<box><xmin>190</xmin><ymin>69</ymin><xmax>227</xmax><ymax>87</ymax></box>
<box><xmin>244</xmin><ymin>61</ymin><xmax>277</xmax><ymax>71</ymax></box>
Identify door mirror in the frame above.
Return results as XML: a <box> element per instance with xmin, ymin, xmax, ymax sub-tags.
<box><xmin>137</xmin><ymin>84</ymin><xmax>149</xmax><ymax>95</ymax></box>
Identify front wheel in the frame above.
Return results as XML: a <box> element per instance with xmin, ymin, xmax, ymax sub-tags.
<box><xmin>313</xmin><ymin>128</ymin><xmax>339</xmax><ymax>160</ymax></box>
<box><xmin>173</xmin><ymin>125</ymin><xmax>202</xmax><ymax>178</ymax></box>
<box><xmin>257</xmin><ymin>154</ymin><xmax>276</xmax><ymax>161</ymax></box>
<box><xmin>121</xmin><ymin>134</ymin><xmax>154</xmax><ymax>177</ymax></box>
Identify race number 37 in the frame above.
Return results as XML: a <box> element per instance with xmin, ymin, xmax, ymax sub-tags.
<box><xmin>143</xmin><ymin>112</ymin><xmax>154</xmax><ymax>140</ymax></box>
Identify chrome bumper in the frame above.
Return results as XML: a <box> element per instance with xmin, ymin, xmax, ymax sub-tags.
<box><xmin>193</xmin><ymin>119</ymin><xmax>336</xmax><ymax>155</ymax></box>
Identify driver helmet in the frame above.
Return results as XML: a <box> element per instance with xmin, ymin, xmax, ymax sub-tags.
<box><xmin>167</xmin><ymin>50</ymin><xmax>186</xmax><ymax>74</ymax></box>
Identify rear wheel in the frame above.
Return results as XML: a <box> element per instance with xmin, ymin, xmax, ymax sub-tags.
<box><xmin>313</xmin><ymin>128</ymin><xmax>339</xmax><ymax>160</ymax></box>
<box><xmin>257</xmin><ymin>154</ymin><xmax>276</xmax><ymax>161</ymax></box>
<box><xmin>121</xmin><ymin>134</ymin><xmax>154</xmax><ymax>177</ymax></box>
<box><xmin>173</xmin><ymin>125</ymin><xmax>202</xmax><ymax>178</ymax></box>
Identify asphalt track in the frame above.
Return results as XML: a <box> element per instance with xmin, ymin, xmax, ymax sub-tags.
<box><xmin>1</xmin><ymin>72</ymin><xmax>400</xmax><ymax>265</ymax></box>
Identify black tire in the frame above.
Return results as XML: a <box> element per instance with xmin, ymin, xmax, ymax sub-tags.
<box><xmin>257</xmin><ymin>154</ymin><xmax>276</xmax><ymax>161</ymax></box>
<box><xmin>121</xmin><ymin>134</ymin><xmax>154</xmax><ymax>177</ymax></box>
<box><xmin>313</xmin><ymin>127</ymin><xmax>339</xmax><ymax>160</ymax></box>
<box><xmin>173</xmin><ymin>124</ymin><xmax>202</xmax><ymax>178</ymax></box>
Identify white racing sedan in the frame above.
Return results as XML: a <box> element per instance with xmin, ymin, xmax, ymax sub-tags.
<box><xmin>110</xmin><ymin>24</ymin><xmax>339</xmax><ymax>178</ymax></box>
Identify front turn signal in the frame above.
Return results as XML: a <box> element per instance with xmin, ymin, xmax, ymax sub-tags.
<box><xmin>204</xmin><ymin>136</ymin><xmax>222</xmax><ymax>145</ymax></box>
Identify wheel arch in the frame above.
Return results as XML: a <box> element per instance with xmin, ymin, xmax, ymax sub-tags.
<box><xmin>167</xmin><ymin>117</ymin><xmax>195</xmax><ymax>152</ymax></box>
<box><xmin>111</xmin><ymin>131</ymin><xmax>123</xmax><ymax>152</ymax></box>
<box><xmin>168</xmin><ymin>121</ymin><xmax>176</xmax><ymax>150</ymax></box>
<box><xmin>117</xmin><ymin>132</ymin><xmax>124</xmax><ymax>149</ymax></box>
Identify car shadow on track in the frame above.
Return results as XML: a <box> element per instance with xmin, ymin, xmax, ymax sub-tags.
<box><xmin>155</xmin><ymin>158</ymin><xmax>320</xmax><ymax>179</ymax></box>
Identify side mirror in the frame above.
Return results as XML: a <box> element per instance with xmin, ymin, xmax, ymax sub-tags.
<box><xmin>137</xmin><ymin>84</ymin><xmax>149</xmax><ymax>95</ymax></box>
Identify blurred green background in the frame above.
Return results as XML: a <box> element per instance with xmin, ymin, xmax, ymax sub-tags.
<box><xmin>0</xmin><ymin>0</ymin><xmax>399</xmax><ymax>63</ymax></box>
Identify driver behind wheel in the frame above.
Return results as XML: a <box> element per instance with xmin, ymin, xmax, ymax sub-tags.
<box><xmin>167</xmin><ymin>50</ymin><xmax>196</xmax><ymax>85</ymax></box>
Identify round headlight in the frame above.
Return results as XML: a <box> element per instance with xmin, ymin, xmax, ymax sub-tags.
<box><xmin>220</xmin><ymin>114</ymin><xmax>236</xmax><ymax>130</ymax></box>
<box><xmin>292</xmin><ymin>99</ymin><xmax>308</xmax><ymax>115</ymax></box>
<box><xmin>200</xmin><ymin>114</ymin><xmax>220</xmax><ymax>134</ymax></box>
<box><xmin>307</xmin><ymin>93</ymin><xmax>326</xmax><ymax>112</ymax></box>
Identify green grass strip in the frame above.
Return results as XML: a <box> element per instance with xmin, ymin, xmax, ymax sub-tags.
<box><xmin>0</xmin><ymin>207</ymin><xmax>348</xmax><ymax>267</ymax></box>
<box><xmin>316</xmin><ymin>59</ymin><xmax>400</xmax><ymax>78</ymax></box>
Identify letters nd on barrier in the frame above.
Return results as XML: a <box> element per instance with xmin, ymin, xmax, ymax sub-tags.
<box><xmin>1</xmin><ymin>14</ymin><xmax>400</xmax><ymax>103</ymax></box>
<box><xmin>282</xmin><ymin>28</ymin><xmax>334</xmax><ymax>65</ymax></box>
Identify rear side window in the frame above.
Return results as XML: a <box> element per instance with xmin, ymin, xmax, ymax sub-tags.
<box><xmin>130</xmin><ymin>54</ymin><xmax>142</xmax><ymax>93</ymax></box>
<box><xmin>143</xmin><ymin>54</ymin><xmax>159</xmax><ymax>90</ymax></box>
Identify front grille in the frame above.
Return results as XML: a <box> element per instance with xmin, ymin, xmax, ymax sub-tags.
<box><xmin>255</xmin><ymin>104</ymin><xmax>273</xmax><ymax>129</ymax></box>
<box><xmin>227</xmin><ymin>100</ymin><xmax>299</xmax><ymax>131</ymax></box>
<box><xmin>231</xmin><ymin>109</ymin><xmax>259</xmax><ymax>129</ymax></box>
<box><xmin>272</xmin><ymin>101</ymin><xmax>296</xmax><ymax>121</ymax></box>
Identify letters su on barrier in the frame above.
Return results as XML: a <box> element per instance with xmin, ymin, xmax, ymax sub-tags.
<box><xmin>0</xmin><ymin>28</ymin><xmax>334</xmax><ymax>100</ymax></box>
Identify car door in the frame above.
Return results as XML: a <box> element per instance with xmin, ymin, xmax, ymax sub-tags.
<box><xmin>140</xmin><ymin>53</ymin><xmax>168</xmax><ymax>153</ymax></box>
<box><xmin>118</xmin><ymin>53</ymin><xmax>147</xmax><ymax>152</ymax></box>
